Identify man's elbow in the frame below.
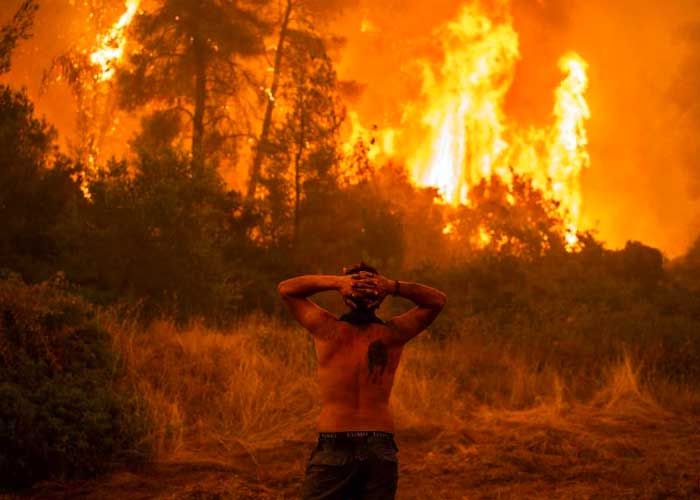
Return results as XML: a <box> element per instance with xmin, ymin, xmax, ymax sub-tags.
<box><xmin>433</xmin><ymin>291</ymin><xmax>447</xmax><ymax>310</ymax></box>
<box><xmin>277</xmin><ymin>280</ymin><xmax>290</xmax><ymax>297</ymax></box>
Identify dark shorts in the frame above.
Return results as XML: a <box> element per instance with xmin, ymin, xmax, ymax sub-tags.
<box><xmin>300</xmin><ymin>431</ymin><xmax>399</xmax><ymax>500</ymax></box>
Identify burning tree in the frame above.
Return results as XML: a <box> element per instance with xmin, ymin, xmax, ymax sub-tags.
<box><xmin>258</xmin><ymin>29</ymin><xmax>345</xmax><ymax>246</ymax></box>
<box><xmin>0</xmin><ymin>0</ymin><xmax>37</xmax><ymax>75</ymax></box>
<box><xmin>41</xmin><ymin>1</ymin><xmax>141</xmax><ymax>172</ymax></box>
<box><xmin>245</xmin><ymin>0</ymin><xmax>351</xmax><ymax>202</ymax></box>
<box><xmin>116</xmin><ymin>0</ymin><xmax>267</xmax><ymax>168</ymax></box>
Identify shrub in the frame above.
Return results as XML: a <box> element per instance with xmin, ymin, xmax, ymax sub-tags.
<box><xmin>0</xmin><ymin>274</ymin><xmax>150</xmax><ymax>489</ymax></box>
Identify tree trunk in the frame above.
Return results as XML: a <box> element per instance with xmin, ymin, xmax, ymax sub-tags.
<box><xmin>246</xmin><ymin>0</ymin><xmax>293</xmax><ymax>201</ymax></box>
<box><xmin>192</xmin><ymin>31</ymin><xmax>207</xmax><ymax>169</ymax></box>
<box><xmin>292</xmin><ymin>106</ymin><xmax>306</xmax><ymax>246</ymax></box>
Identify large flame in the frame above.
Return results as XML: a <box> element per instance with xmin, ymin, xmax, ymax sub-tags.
<box><xmin>410</xmin><ymin>5</ymin><xmax>519</xmax><ymax>205</ymax></box>
<box><xmin>90</xmin><ymin>0</ymin><xmax>140</xmax><ymax>82</ymax></box>
<box><xmin>548</xmin><ymin>53</ymin><xmax>590</xmax><ymax>245</ymax></box>
<box><xmin>345</xmin><ymin>3</ymin><xmax>591</xmax><ymax>247</ymax></box>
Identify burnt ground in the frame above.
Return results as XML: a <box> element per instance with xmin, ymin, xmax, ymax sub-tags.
<box><xmin>11</xmin><ymin>399</ymin><xmax>700</xmax><ymax>500</ymax></box>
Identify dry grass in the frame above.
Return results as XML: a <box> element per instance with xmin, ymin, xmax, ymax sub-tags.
<box><xmin>106</xmin><ymin>313</ymin><xmax>320</xmax><ymax>459</ymax></box>
<box><xmin>27</xmin><ymin>313</ymin><xmax>700</xmax><ymax>499</ymax></box>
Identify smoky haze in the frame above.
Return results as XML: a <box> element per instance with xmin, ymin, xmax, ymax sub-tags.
<box><xmin>1</xmin><ymin>0</ymin><xmax>699</xmax><ymax>256</ymax></box>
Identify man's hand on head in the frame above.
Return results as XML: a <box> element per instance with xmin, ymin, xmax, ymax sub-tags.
<box><xmin>338</xmin><ymin>273</ymin><xmax>375</xmax><ymax>309</ymax></box>
<box><xmin>337</xmin><ymin>274</ymin><xmax>356</xmax><ymax>299</ymax></box>
<box><xmin>355</xmin><ymin>272</ymin><xmax>395</xmax><ymax>294</ymax></box>
<box><xmin>373</xmin><ymin>274</ymin><xmax>397</xmax><ymax>297</ymax></box>
<box><xmin>350</xmin><ymin>271</ymin><xmax>396</xmax><ymax>309</ymax></box>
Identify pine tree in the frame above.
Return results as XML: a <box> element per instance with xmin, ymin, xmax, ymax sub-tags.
<box><xmin>258</xmin><ymin>25</ymin><xmax>344</xmax><ymax>247</ymax></box>
<box><xmin>0</xmin><ymin>0</ymin><xmax>37</xmax><ymax>75</ymax></box>
<box><xmin>245</xmin><ymin>0</ymin><xmax>349</xmax><ymax>201</ymax></box>
<box><xmin>117</xmin><ymin>0</ymin><xmax>267</xmax><ymax>168</ymax></box>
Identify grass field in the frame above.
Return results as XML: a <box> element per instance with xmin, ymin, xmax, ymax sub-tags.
<box><xmin>22</xmin><ymin>313</ymin><xmax>700</xmax><ymax>499</ymax></box>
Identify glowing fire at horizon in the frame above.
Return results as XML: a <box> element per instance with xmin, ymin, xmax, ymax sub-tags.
<box><xmin>90</xmin><ymin>0</ymin><xmax>140</xmax><ymax>82</ymax></box>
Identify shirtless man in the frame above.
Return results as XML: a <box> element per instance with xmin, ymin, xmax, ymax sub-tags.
<box><xmin>278</xmin><ymin>263</ymin><xmax>446</xmax><ymax>500</ymax></box>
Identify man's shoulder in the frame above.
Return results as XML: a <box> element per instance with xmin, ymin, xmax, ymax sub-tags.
<box><xmin>314</xmin><ymin>317</ymin><xmax>392</xmax><ymax>339</ymax></box>
<box><xmin>311</xmin><ymin>316</ymin><xmax>356</xmax><ymax>340</ymax></box>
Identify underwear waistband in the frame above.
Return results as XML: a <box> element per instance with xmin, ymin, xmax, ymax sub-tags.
<box><xmin>318</xmin><ymin>431</ymin><xmax>394</xmax><ymax>440</ymax></box>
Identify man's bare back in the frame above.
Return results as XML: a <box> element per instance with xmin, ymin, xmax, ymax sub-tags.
<box><xmin>278</xmin><ymin>265</ymin><xmax>446</xmax><ymax>431</ymax></box>
<box><xmin>314</xmin><ymin>320</ymin><xmax>403</xmax><ymax>432</ymax></box>
<box><xmin>278</xmin><ymin>263</ymin><xmax>445</xmax><ymax>499</ymax></box>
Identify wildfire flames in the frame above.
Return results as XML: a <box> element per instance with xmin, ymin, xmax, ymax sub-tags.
<box><xmin>349</xmin><ymin>4</ymin><xmax>591</xmax><ymax>247</ymax></box>
<box><xmin>90</xmin><ymin>0</ymin><xmax>140</xmax><ymax>82</ymax></box>
<box><xmin>547</xmin><ymin>53</ymin><xmax>590</xmax><ymax>246</ymax></box>
<box><xmin>87</xmin><ymin>0</ymin><xmax>591</xmax><ymax>246</ymax></box>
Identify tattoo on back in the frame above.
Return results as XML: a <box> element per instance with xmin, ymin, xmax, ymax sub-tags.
<box><xmin>367</xmin><ymin>340</ymin><xmax>388</xmax><ymax>382</ymax></box>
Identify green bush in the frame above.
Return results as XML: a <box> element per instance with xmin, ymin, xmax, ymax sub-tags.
<box><xmin>411</xmin><ymin>241</ymin><xmax>700</xmax><ymax>396</ymax></box>
<box><xmin>0</xmin><ymin>274</ymin><xmax>150</xmax><ymax>489</ymax></box>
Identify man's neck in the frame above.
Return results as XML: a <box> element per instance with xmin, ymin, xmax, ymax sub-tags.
<box><xmin>338</xmin><ymin>308</ymin><xmax>384</xmax><ymax>325</ymax></box>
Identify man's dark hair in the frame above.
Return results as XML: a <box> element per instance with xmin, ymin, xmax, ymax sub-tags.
<box><xmin>342</xmin><ymin>262</ymin><xmax>378</xmax><ymax>276</ymax></box>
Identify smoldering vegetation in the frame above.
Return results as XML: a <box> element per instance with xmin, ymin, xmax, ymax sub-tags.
<box><xmin>1</xmin><ymin>0</ymin><xmax>700</xmax><ymax>498</ymax></box>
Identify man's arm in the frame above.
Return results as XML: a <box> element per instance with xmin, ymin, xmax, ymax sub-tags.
<box><xmin>387</xmin><ymin>280</ymin><xmax>446</xmax><ymax>345</ymax></box>
<box><xmin>277</xmin><ymin>275</ymin><xmax>354</xmax><ymax>334</ymax></box>
<box><xmin>354</xmin><ymin>272</ymin><xmax>446</xmax><ymax>345</ymax></box>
